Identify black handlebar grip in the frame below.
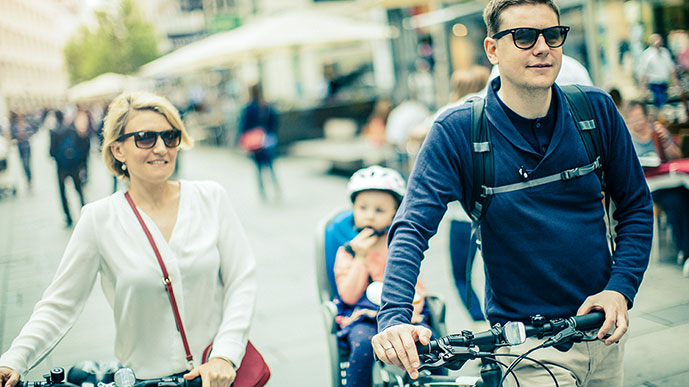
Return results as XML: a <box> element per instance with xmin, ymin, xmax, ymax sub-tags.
<box><xmin>184</xmin><ymin>377</ymin><xmax>203</xmax><ymax>387</ymax></box>
<box><xmin>416</xmin><ymin>341</ymin><xmax>433</xmax><ymax>355</ymax></box>
<box><xmin>570</xmin><ymin>311</ymin><xmax>606</xmax><ymax>331</ymax></box>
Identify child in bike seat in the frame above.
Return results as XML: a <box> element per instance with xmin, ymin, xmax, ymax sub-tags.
<box><xmin>334</xmin><ymin>165</ymin><xmax>427</xmax><ymax>387</ymax></box>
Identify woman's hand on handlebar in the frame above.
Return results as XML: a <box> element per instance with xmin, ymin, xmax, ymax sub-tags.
<box><xmin>577</xmin><ymin>289</ymin><xmax>629</xmax><ymax>345</ymax></box>
<box><xmin>183</xmin><ymin>358</ymin><xmax>236</xmax><ymax>387</ymax></box>
<box><xmin>0</xmin><ymin>367</ymin><xmax>19</xmax><ymax>387</ymax></box>
<box><xmin>372</xmin><ymin>324</ymin><xmax>432</xmax><ymax>380</ymax></box>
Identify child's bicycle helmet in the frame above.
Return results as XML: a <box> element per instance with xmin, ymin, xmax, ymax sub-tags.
<box><xmin>347</xmin><ymin>165</ymin><xmax>406</xmax><ymax>204</ymax></box>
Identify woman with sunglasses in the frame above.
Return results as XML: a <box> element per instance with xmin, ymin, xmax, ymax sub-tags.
<box><xmin>0</xmin><ymin>92</ymin><xmax>257</xmax><ymax>387</ymax></box>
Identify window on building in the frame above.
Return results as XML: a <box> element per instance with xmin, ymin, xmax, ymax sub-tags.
<box><xmin>181</xmin><ymin>0</ymin><xmax>203</xmax><ymax>11</ymax></box>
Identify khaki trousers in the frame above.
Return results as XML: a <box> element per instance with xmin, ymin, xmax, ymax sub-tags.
<box><xmin>498</xmin><ymin>331</ymin><xmax>627</xmax><ymax>387</ymax></box>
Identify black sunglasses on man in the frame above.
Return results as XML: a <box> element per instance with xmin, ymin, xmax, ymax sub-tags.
<box><xmin>492</xmin><ymin>25</ymin><xmax>570</xmax><ymax>50</ymax></box>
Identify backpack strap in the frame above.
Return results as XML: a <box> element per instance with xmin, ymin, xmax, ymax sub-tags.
<box><xmin>560</xmin><ymin>84</ymin><xmax>605</xmax><ymax>190</ymax></box>
<box><xmin>469</xmin><ymin>97</ymin><xmax>492</xmax><ymax>222</ymax></box>
<box><xmin>561</xmin><ymin>85</ymin><xmax>615</xmax><ymax>252</ymax></box>
<box><xmin>481</xmin><ymin>157</ymin><xmax>601</xmax><ymax>197</ymax></box>
<box><xmin>465</xmin><ymin>97</ymin><xmax>492</xmax><ymax>311</ymax></box>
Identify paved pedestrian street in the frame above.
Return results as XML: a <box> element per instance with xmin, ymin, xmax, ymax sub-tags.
<box><xmin>1</xmin><ymin>130</ymin><xmax>688</xmax><ymax>386</ymax></box>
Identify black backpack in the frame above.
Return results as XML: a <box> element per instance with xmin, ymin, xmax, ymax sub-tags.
<box><xmin>464</xmin><ymin>84</ymin><xmax>608</xmax><ymax>308</ymax></box>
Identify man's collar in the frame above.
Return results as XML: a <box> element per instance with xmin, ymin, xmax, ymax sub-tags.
<box><xmin>484</xmin><ymin>77</ymin><xmax>569</xmax><ymax>157</ymax></box>
<box><xmin>496</xmin><ymin>88</ymin><xmax>557</xmax><ymax>123</ymax></box>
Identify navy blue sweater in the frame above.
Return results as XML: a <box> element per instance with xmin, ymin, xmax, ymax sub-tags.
<box><xmin>378</xmin><ymin>78</ymin><xmax>653</xmax><ymax>329</ymax></box>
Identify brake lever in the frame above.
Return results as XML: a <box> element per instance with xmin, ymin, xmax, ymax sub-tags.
<box><xmin>418</xmin><ymin>355</ymin><xmax>449</xmax><ymax>370</ymax></box>
<box><xmin>419</xmin><ymin>356</ymin><xmax>470</xmax><ymax>371</ymax></box>
<box><xmin>418</xmin><ymin>342</ymin><xmax>478</xmax><ymax>371</ymax></box>
<box><xmin>543</xmin><ymin>327</ymin><xmax>580</xmax><ymax>352</ymax></box>
<box><xmin>418</xmin><ymin>339</ymin><xmax>452</xmax><ymax>369</ymax></box>
<box><xmin>545</xmin><ymin>327</ymin><xmax>609</xmax><ymax>352</ymax></box>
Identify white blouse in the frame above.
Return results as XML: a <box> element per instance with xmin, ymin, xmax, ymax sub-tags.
<box><xmin>0</xmin><ymin>181</ymin><xmax>256</xmax><ymax>379</ymax></box>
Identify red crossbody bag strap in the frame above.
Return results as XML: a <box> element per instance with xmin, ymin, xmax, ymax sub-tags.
<box><xmin>124</xmin><ymin>191</ymin><xmax>195</xmax><ymax>367</ymax></box>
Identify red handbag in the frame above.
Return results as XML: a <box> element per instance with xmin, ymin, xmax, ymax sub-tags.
<box><xmin>202</xmin><ymin>341</ymin><xmax>270</xmax><ymax>387</ymax></box>
<box><xmin>239</xmin><ymin>128</ymin><xmax>267</xmax><ymax>152</ymax></box>
<box><xmin>125</xmin><ymin>192</ymin><xmax>270</xmax><ymax>387</ymax></box>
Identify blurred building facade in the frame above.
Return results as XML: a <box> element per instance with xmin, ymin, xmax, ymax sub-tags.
<box><xmin>137</xmin><ymin>0</ymin><xmax>314</xmax><ymax>54</ymax></box>
<box><xmin>0</xmin><ymin>0</ymin><xmax>75</xmax><ymax>120</ymax></box>
<box><xmin>3</xmin><ymin>0</ymin><xmax>686</xmax><ymax>130</ymax></box>
<box><xmin>136</xmin><ymin>0</ymin><xmax>258</xmax><ymax>53</ymax></box>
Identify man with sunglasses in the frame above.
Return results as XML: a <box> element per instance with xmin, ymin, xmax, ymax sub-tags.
<box><xmin>372</xmin><ymin>0</ymin><xmax>653</xmax><ymax>386</ymax></box>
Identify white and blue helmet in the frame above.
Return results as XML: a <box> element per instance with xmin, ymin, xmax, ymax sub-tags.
<box><xmin>347</xmin><ymin>165</ymin><xmax>406</xmax><ymax>204</ymax></box>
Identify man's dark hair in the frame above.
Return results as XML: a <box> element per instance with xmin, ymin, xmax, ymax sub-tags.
<box><xmin>483</xmin><ymin>0</ymin><xmax>561</xmax><ymax>37</ymax></box>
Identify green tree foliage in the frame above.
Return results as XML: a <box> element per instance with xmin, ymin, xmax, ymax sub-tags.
<box><xmin>64</xmin><ymin>0</ymin><xmax>159</xmax><ymax>84</ymax></box>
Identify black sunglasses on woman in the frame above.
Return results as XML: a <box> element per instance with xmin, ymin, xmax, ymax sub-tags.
<box><xmin>116</xmin><ymin>129</ymin><xmax>182</xmax><ymax>149</ymax></box>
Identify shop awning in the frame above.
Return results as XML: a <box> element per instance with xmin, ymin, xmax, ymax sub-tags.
<box><xmin>67</xmin><ymin>73</ymin><xmax>137</xmax><ymax>102</ymax></box>
<box><xmin>139</xmin><ymin>8</ymin><xmax>394</xmax><ymax>77</ymax></box>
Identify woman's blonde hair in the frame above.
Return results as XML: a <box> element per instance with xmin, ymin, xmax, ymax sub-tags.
<box><xmin>102</xmin><ymin>91</ymin><xmax>193</xmax><ymax>178</ymax></box>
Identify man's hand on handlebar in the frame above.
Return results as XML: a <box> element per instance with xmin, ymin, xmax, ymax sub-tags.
<box><xmin>372</xmin><ymin>324</ymin><xmax>432</xmax><ymax>380</ymax></box>
<box><xmin>577</xmin><ymin>289</ymin><xmax>629</xmax><ymax>345</ymax></box>
<box><xmin>183</xmin><ymin>358</ymin><xmax>235</xmax><ymax>387</ymax></box>
<box><xmin>0</xmin><ymin>367</ymin><xmax>19</xmax><ymax>387</ymax></box>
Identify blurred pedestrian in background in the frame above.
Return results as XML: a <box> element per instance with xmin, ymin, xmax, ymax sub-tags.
<box><xmin>50</xmin><ymin>109</ymin><xmax>89</xmax><ymax>227</ymax></box>
<box><xmin>625</xmin><ymin>100</ymin><xmax>689</xmax><ymax>276</ymax></box>
<box><xmin>0</xmin><ymin>119</ymin><xmax>14</xmax><ymax>198</ymax></box>
<box><xmin>361</xmin><ymin>98</ymin><xmax>391</xmax><ymax>147</ymax></box>
<box><xmin>9</xmin><ymin>111</ymin><xmax>36</xmax><ymax>191</ymax></box>
<box><xmin>638</xmin><ymin>34</ymin><xmax>679</xmax><ymax>108</ymax></box>
<box><xmin>609</xmin><ymin>88</ymin><xmax>624</xmax><ymax>111</ymax></box>
<box><xmin>669</xmin><ymin>30</ymin><xmax>689</xmax><ymax>74</ymax></box>
<box><xmin>95</xmin><ymin>103</ymin><xmax>121</xmax><ymax>193</ymax></box>
<box><xmin>238</xmin><ymin>83</ymin><xmax>281</xmax><ymax>201</ymax></box>
<box><xmin>385</xmin><ymin>97</ymin><xmax>429</xmax><ymax>176</ymax></box>
<box><xmin>407</xmin><ymin>59</ymin><xmax>436</xmax><ymax>110</ymax></box>
<box><xmin>449</xmin><ymin>66</ymin><xmax>492</xmax><ymax>105</ymax></box>
<box><xmin>73</xmin><ymin>109</ymin><xmax>93</xmax><ymax>185</ymax></box>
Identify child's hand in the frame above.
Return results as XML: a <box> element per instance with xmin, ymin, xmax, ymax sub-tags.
<box><xmin>349</xmin><ymin>227</ymin><xmax>378</xmax><ymax>257</ymax></box>
<box><xmin>653</xmin><ymin>121</ymin><xmax>671</xmax><ymax>145</ymax></box>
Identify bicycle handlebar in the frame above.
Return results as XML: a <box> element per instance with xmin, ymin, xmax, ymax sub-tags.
<box><xmin>19</xmin><ymin>377</ymin><xmax>202</xmax><ymax>387</ymax></box>
<box><xmin>18</xmin><ymin>368</ymin><xmax>202</xmax><ymax>387</ymax></box>
<box><xmin>417</xmin><ymin>311</ymin><xmax>605</xmax><ymax>355</ymax></box>
<box><xmin>130</xmin><ymin>377</ymin><xmax>202</xmax><ymax>387</ymax></box>
<box><xmin>523</xmin><ymin>311</ymin><xmax>606</xmax><ymax>339</ymax></box>
<box><xmin>569</xmin><ymin>311</ymin><xmax>607</xmax><ymax>331</ymax></box>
